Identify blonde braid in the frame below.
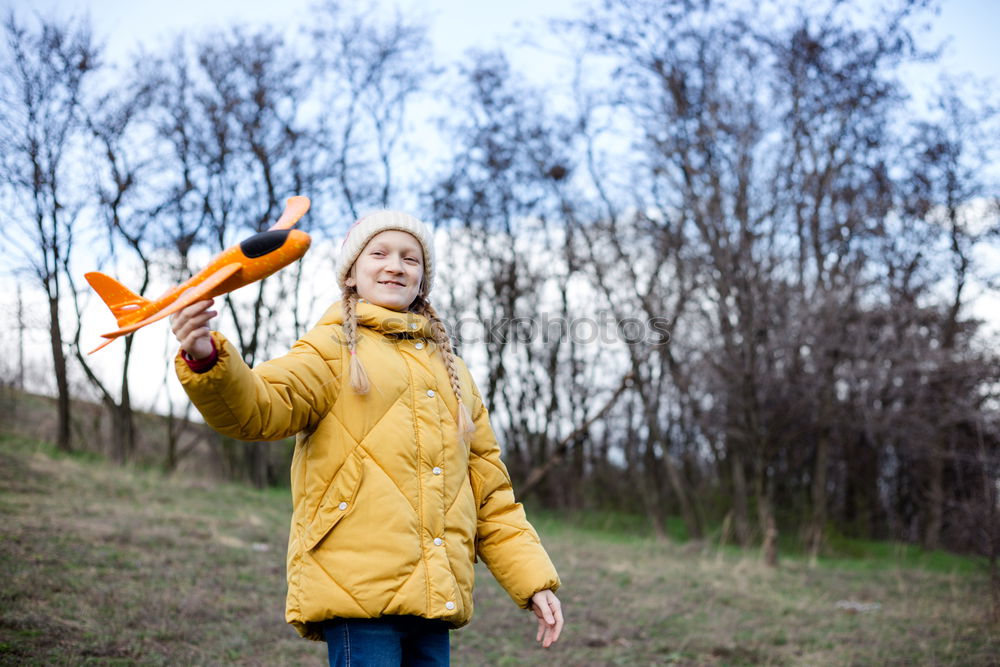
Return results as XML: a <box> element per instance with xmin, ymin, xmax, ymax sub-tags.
<box><xmin>341</xmin><ymin>288</ymin><xmax>370</xmax><ymax>394</ymax></box>
<box><xmin>415</xmin><ymin>298</ymin><xmax>475</xmax><ymax>446</ymax></box>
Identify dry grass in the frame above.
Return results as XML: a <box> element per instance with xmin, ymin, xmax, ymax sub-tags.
<box><xmin>1</xmin><ymin>434</ymin><xmax>997</xmax><ymax>666</ymax></box>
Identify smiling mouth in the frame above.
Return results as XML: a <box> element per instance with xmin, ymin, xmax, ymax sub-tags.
<box><xmin>379</xmin><ymin>280</ymin><xmax>406</xmax><ymax>287</ymax></box>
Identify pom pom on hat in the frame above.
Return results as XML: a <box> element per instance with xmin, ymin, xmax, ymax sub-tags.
<box><xmin>336</xmin><ymin>210</ymin><xmax>435</xmax><ymax>295</ymax></box>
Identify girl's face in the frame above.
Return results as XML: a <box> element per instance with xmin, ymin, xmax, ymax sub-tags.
<box><xmin>346</xmin><ymin>230</ymin><xmax>424</xmax><ymax>311</ymax></box>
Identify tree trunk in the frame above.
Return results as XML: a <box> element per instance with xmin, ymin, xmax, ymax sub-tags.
<box><xmin>48</xmin><ymin>294</ymin><xmax>71</xmax><ymax>453</ymax></box>
<box><xmin>110</xmin><ymin>402</ymin><xmax>136</xmax><ymax>465</ymax></box>
<box><xmin>763</xmin><ymin>512</ymin><xmax>779</xmax><ymax>567</ymax></box>
<box><xmin>756</xmin><ymin>469</ymin><xmax>778</xmax><ymax>567</ymax></box>
<box><xmin>729</xmin><ymin>449</ymin><xmax>751</xmax><ymax>546</ymax></box>
<box><xmin>924</xmin><ymin>444</ymin><xmax>944</xmax><ymax>550</ymax></box>
<box><xmin>665</xmin><ymin>455</ymin><xmax>703</xmax><ymax>540</ymax></box>
<box><xmin>247</xmin><ymin>444</ymin><xmax>268</xmax><ymax>489</ymax></box>
<box><xmin>642</xmin><ymin>439</ymin><xmax>668</xmax><ymax>539</ymax></box>
<box><xmin>165</xmin><ymin>412</ymin><xmax>179</xmax><ymax>472</ymax></box>
<box><xmin>17</xmin><ymin>284</ymin><xmax>25</xmax><ymax>391</ymax></box>
<box><xmin>992</xmin><ymin>554</ymin><xmax>1000</xmax><ymax>625</ymax></box>
<box><xmin>808</xmin><ymin>430</ymin><xmax>829</xmax><ymax>565</ymax></box>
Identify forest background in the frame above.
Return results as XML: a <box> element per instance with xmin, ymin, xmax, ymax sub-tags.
<box><xmin>1</xmin><ymin>0</ymin><xmax>999</xmax><ymax>609</ymax></box>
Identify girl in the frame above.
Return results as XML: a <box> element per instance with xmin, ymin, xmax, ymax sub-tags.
<box><xmin>170</xmin><ymin>210</ymin><xmax>563</xmax><ymax>665</ymax></box>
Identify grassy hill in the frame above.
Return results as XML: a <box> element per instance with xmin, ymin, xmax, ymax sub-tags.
<box><xmin>1</xmin><ymin>433</ymin><xmax>997</xmax><ymax>666</ymax></box>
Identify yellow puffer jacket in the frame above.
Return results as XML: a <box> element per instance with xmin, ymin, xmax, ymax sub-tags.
<box><xmin>175</xmin><ymin>301</ymin><xmax>560</xmax><ymax>640</ymax></box>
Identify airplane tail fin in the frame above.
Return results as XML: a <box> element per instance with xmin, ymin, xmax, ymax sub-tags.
<box><xmin>85</xmin><ymin>272</ymin><xmax>151</xmax><ymax>327</ymax></box>
<box><xmin>268</xmin><ymin>196</ymin><xmax>311</xmax><ymax>230</ymax></box>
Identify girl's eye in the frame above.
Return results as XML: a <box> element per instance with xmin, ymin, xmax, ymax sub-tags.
<box><xmin>405</xmin><ymin>257</ymin><xmax>419</xmax><ymax>264</ymax></box>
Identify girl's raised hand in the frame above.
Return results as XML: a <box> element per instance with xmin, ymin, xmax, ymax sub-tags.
<box><xmin>530</xmin><ymin>589</ymin><xmax>563</xmax><ymax>648</ymax></box>
<box><xmin>170</xmin><ymin>297</ymin><xmax>217</xmax><ymax>360</ymax></box>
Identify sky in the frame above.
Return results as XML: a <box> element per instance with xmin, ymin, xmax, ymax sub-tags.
<box><xmin>11</xmin><ymin>0</ymin><xmax>583</xmax><ymax>71</ymax></box>
<box><xmin>3</xmin><ymin>0</ymin><xmax>1000</xmax><ymax>73</ymax></box>
<box><xmin>920</xmin><ymin>0</ymin><xmax>1000</xmax><ymax>79</ymax></box>
<box><xmin>10</xmin><ymin>0</ymin><xmax>999</xmax><ymax>84</ymax></box>
<box><xmin>4</xmin><ymin>0</ymin><xmax>999</xmax><ymax>414</ymax></box>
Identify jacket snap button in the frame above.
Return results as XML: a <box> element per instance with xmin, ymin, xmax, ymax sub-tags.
<box><xmin>426</xmin><ymin>389</ymin><xmax>435</xmax><ymax>398</ymax></box>
<box><xmin>409</xmin><ymin>323</ymin><xmax>418</xmax><ymax>330</ymax></box>
<box><xmin>445</xmin><ymin>601</ymin><xmax>455</xmax><ymax>610</ymax></box>
<box><xmin>432</xmin><ymin>466</ymin><xmax>442</xmax><ymax>475</ymax></box>
<box><xmin>433</xmin><ymin>537</ymin><xmax>443</xmax><ymax>546</ymax></box>
<box><xmin>338</xmin><ymin>502</ymin><xmax>348</xmax><ymax>511</ymax></box>
<box><xmin>415</xmin><ymin>341</ymin><xmax>424</xmax><ymax>350</ymax></box>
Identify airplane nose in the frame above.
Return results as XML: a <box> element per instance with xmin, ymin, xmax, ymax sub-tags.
<box><xmin>289</xmin><ymin>229</ymin><xmax>312</xmax><ymax>250</ymax></box>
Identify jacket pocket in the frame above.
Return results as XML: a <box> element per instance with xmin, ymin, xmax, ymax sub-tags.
<box><xmin>303</xmin><ymin>450</ymin><xmax>365</xmax><ymax>551</ymax></box>
<box><xmin>468</xmin><ymin>469</ymin><xmax>484</xmax><ymax>563</ymax></box>
<box><xmin>469</xmin><ymin>466</ymin><xmax>484</xmax><ymax>509</ymax></box>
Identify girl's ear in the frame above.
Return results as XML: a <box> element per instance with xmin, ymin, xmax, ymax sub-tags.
<box><xmin>345</xmin><ymin>266</ymin><xmax>357</xmax><ymax>287</ymax></box>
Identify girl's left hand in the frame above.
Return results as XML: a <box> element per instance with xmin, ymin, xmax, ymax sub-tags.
<box><xmin>530</xmin><ymin>589</ymin><xmax>563</xmax><ymax>648</ymax></box>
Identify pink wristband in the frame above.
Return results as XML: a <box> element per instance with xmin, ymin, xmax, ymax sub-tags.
<box><xmin>182</xmin><ymin>339</ymin><xmax>219</xmax><ymax>373</ymax></box>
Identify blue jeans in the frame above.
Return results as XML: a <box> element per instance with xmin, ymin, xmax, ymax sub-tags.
<box><xmin>320</xmin><ymin>616</ymin><xmax>450</xmax><ymax>666</ymax></box>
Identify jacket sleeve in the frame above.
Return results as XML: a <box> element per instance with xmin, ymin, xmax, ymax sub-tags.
<box><xmin>174</xmin><ymin>329</ymin><xmax>341</xmax><ymax>441</ymax></box>
<box><xmin>467</xmin><ymin>379</ymin><xmax>561</xmax><ymax>609</ymax></box>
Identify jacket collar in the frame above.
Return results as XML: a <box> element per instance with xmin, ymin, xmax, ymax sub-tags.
<box><xmin>320</xmin><ymin>300</ymin><xmax>433</xmax><ymax>338</ymax></box>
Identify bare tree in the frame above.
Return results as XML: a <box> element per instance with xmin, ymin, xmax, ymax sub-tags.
<box><xmin>309</xmin><ymin>0</ymin><xmax>436</xmax><ymax>220</ymax></box>
<box><xmin>133</xmin><ymin>8</ymin><xmax>431</xmax><ymax>486</ymax></box>
<box><xmin>429</xmin><ymin>51</ymin><xmax>613</xmax><ymax>511</ymax></box>
<box><xmin>899</xmin><ymin>87</ymin><xmax>998</xmax><ymax>549</ymax></box>
<box><xmin>66</xmin><ymin>66</ymin><xmax>161</xmax><ymax>463</ymax></box>
<box><xmin>0</xmin><ymin>11</ymin><xmax>100</xmax><ymax>451</ymax></box>
<box><xmin>557</xmin><ymin>0</ymin><xmax>999</xmax><ymax>559</ymax></box>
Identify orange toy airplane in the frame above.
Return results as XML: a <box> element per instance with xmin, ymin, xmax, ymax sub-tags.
<box><xmin>86</xmin><ymin>196</ymin><xmax>312</xmax><ymax>354</ymax></box>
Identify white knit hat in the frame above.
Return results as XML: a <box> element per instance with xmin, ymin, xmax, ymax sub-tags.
<box><xmin>336</xmin><ymin>210</ymin><xmax>435</xmax><ymax>296</ymax></box>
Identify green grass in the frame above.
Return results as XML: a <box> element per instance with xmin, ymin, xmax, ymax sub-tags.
<box><xmin>527</xmin><ymin>507</ymin><xmax>684</xmax><ymax>544</ymax></box>
<box><xmin>532</xmin><ymin>505</ymin><xmax>984</xmax><ymax>576</ymax></box>
<box><xmin>2</xmin><ymin>433</ymin><xmax>998</xmax><ymax>666</ymax></box>
<box><xmin>816</xmin><ymin>536</ymin><xmax>981</xmax><ymax>574</ymax></box>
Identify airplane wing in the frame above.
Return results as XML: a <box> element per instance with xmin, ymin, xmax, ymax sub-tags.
<box><xmin>97</xmin><ymin>263</ymin><xmax>243</xmax><ymax>340</ymax></box>
<box><xmin>268</xmin><ymin>196</ymin><xmax>311</xmax><ymax>231</ymax></box>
